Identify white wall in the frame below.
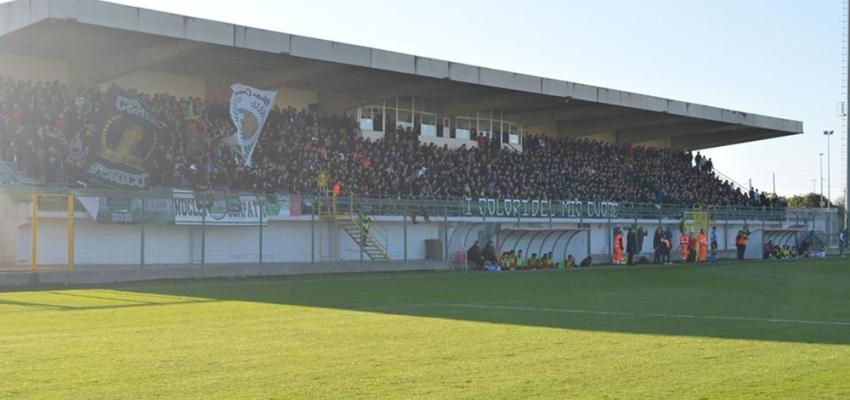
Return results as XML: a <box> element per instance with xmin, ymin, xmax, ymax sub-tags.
<box><xmin>418</xmin><ymin>135</ymin><xmax>477</xmax><ymax>149</ymax></box>
<box><xmin>13</xmin><ymin>212</ymin><xmax>788</xmax><ymax>266</ymax></box>
<box><xmin>16</xmin><ymin>214</ymin><xmax>446</xmax><ymax>266</ymax></box>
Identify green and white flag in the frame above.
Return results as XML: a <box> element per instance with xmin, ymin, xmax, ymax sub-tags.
<box><xmin>225</xmin><ymin>84</ymin><xmax>277</xmax><ymax>167</ymax></box>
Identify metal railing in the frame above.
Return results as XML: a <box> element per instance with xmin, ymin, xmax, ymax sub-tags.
<box><xmin>0</xmin><ymin>183</ymin><xmax>801</xmax><ymax>222</ymax></box>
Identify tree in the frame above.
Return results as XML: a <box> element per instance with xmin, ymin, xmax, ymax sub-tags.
<box><xmin>786</xmin><ymin>193</ymin><xmax>832</xmax><ymax>208</ymax></box>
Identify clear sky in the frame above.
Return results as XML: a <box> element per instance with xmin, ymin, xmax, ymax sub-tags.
<box><xmin>23</xmin><ymin>0</ymin><xmax>850</xmax><ymax>199</ymax></box>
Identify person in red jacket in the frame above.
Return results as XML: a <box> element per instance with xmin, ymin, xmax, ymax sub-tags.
<box><xmin>679</xmin><ymin>231</ymin><xmax>690</xmax><ymax>262</ymax></box>
<box><xmin>613</xmin><ymin>229</ymin><xmax>624</xmax><ymax>264</ymax></box>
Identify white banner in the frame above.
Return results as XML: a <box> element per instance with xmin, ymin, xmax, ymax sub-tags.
<box><xmin>224</xmin><ymin>84</ymin><xmax>277</xmax><ymax>166</ymax></box>
<box><xmin>463</xmin><ymin>198</ymin><xmax>619</xmax><ymax>219</ymax></box>
<box><xmin>172</xmin><ymin>190</ymin><xmax>267</xmax><ymax>226</ymax></box>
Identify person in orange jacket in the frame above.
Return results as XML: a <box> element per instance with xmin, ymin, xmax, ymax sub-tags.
<box><xmin>613</xmin><ymin>228</ymin><xmax>624</xmax><ymax>264</ymax></box>
<box><xmin>698</xmin><ymin>229</ymin><xmax>708</xmax><ymax>262</ymax></box>
<box><xmin>688</xmin><ymin>233</ymin><xmax>697</xmax><ymax>262</ymax></box>
<box><xmin>679</xmin><ymin>231</ymin><xmax>689</xmax><ymax>262</ymax></box>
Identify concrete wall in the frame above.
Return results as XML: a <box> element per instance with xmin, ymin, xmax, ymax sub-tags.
<box><xmin>583</xmin><ymin>131</ymin><xmax>616</xmax><ymax>144</ymax></box>
<box><xmin>524</xmin><ymin>123</ymin><xmax>557</xmax><ymax>137</ymax></box>
<box><xmin>272</xmin><ymin>86</ymin><xmax>318</xmax><ymax>110</ymax></box>
<box><xmin>0</xmin><ymin>56</ymin><xmax>207</xmax><ymax>100</ymax></box>
<box><xmin>13</xmin><ymin>210</ymin><xmax>791</xmax><ymax>266</ymax></box>
<box><xmin>0</xmin><ymin>0</ymin><xmax>803</xmax><ymax>135</ymax></box>
<box><xmin>635</xmin><ymin>137</ymin><xmax>672</xmax><ymax>148</ymax></box>
<box><xmin>15</xmin><ymin>214</ymin><xmax>445</xmax><ymax>266</ymax></box>
<box><xmin>102</xmin><ymin>70</ymin><xmax>206</xmax><ymax>99</ymax></box>
<box><xmin>0</xmin><ymin>52</ymin><xmax>69</xmax><ymax>82</ymax></box>
<box><xmin>0</xmin><ymin>192</ymin><xmax>18</xmax><ymax>265</ymax></box>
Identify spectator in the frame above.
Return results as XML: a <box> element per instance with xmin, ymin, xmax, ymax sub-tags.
<box><xmin>0</xmin><ymin>76</ymin><xmax>763</xmax><ymax>206</ymax></box>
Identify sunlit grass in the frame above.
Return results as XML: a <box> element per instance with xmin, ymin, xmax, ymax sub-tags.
<box><xmin>1</xmin><ymin>258</ymin><xmax>849</xmax><ymax>399</ymax></box>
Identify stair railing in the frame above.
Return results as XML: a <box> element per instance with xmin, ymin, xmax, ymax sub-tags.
<box><xmin>348</xmin><ymin>191</ymin><xmax>389</xmax><ymax>258</ymax></box>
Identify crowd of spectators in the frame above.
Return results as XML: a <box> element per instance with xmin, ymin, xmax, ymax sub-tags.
<box><xmin>0</xmin><ymin>77</ymin><xmax>766</xmax><ymax>206</ymax></box>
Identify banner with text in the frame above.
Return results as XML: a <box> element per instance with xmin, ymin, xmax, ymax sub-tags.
<box><xmin>80</xmin><ymin>85</ymin><xmax>167</xmax><ymax>190</ymax></box>
<box><xmin>172</xmin><ymin>190</ymin><xmax>267</xmax><ymax>226</ymax></box>
<box><xmin>78</xmin><ymin>195</ymin><xmax>174</xmax><ymax>224</ymax></box>
<box><xmin>464</xmin><ymin>198</ymin><xmax>619</xmax><ymax>219</ymax></box>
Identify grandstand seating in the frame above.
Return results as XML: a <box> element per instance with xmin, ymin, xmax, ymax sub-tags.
<box><xmin>0</xmin><ymin>76</ymin><xmax>769</xmax><ymax>206</ymax></box>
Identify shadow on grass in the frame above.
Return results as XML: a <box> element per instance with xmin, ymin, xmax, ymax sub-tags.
<box><xmin>13</xmin><ymin>258</ymin><xmax>850</xmax><ymax>345</ymax></box>
<box><xmin>0</xmin><ymin>292</ymin><xmax>219</xmax><ymax>312</ymax></box>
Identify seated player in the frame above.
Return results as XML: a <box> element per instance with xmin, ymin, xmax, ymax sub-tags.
<box><xmin>509</xmin><ymin>251</ymin><xmax>519</xmax><ymax>270</ymax></box>
<box><xmin>516</xmin><ymin>250</ymin><xmax>528</xmax><ymax>269</ymax></box>
<box><xmin>530</xmin><ymin>253</ymin><xmax>541</xmax><ymax>269</ymax></box>
<box><xmin>562</xmin><ymin>254</ymin><xmax>576</xmax><ymax>269</ymax></box>
<box><xmin>544</xmin><ymin>252</ymin><xmax>555</xmax><ymax>269</ymax></box>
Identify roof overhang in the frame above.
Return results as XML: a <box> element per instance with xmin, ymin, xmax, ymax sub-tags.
<box><xmin>0</xmin><ymin>0</ymin><xmax>804</xmax><ymax>149</ymax></box>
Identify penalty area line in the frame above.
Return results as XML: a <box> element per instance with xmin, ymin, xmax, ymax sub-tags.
<box><xmin>377</xmin><ymin>303</ymin><xmax>850</xmax><ymax>327</ymax></box>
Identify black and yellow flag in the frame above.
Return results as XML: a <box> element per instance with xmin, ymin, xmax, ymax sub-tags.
<box><xmin>81</xmin><ymin>85</ymin><xmax>167</xmax><ymax>190</ymax></box>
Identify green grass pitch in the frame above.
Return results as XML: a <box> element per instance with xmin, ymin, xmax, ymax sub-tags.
<box><xmin>1</xmin><ymin>258</ymin><xmax>849</xmax><ymax>399</ymax></box>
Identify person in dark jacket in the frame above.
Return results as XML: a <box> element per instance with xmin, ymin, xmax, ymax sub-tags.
<box><xmin>467</xmin><ymin>241</ymin><xmax>482</xmax><ymax>271</ymax></box>
<box><xmin>636</xmin><ymin>226</ymin><xmax>647</xmax><ymax>256</ymax></box>
<box><xmin>483</xmin><ymin>240</ymin><xmax>496</xmax><ymax>263</ymax></box>
<box><xmin>626</xmin><ymin>228</ymin><xmax>637</xmax><ymax>265</ymax></box>
<box><xmin>663</xmin><ymin>228</ymin><xmax>673</xmax><ymax>264</ymax></box>
<box><xmin>653</xmin><ymin>227</ymin><xmax>663</xmax><ymax>264</ymax></box>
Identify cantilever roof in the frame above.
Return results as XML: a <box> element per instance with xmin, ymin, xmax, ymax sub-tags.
<box><xmin>0</xmin><ymin>0</ymin><xmax>803</xmax><ymax>149</ymax></box>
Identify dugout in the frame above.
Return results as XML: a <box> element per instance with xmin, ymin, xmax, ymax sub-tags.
<box><xmin>746</xmin><ymin>227</ymin><xmax>808</xmax><ymax>259</ymax></box>
<box><xmin>496</xmin><ymin>227</ymin><xmax>591</xmax><ymax>266</ymax></box>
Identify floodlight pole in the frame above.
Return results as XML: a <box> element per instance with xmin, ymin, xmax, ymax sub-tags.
<box><xmin>846</xmin><ymin>3</ymin><xmax>850</xmax><ymax>229</ymax></box>
<box><xmin>824</xmin><ymin>131</ymin><xmax>832</xmax><ymax>209</ymax></box>
<box><xmin>819</xmin><ymin>153</ymin><xmax>823</xmax><ymax>208</ymax></box>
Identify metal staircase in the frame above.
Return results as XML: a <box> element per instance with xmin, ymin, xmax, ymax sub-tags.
<box><xmin>318</xmin><ymin>192</ymin><xmax>390</xmax><ymax>261</ymax></box>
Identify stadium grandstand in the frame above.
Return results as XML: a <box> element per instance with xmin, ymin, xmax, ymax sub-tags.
<box><xmin>0</xmin><ymin>0</ymin><xmax>840</xmax><ymax>273</ymax></box>
<box><xmin>3</xmin><ymin>3</ymin><xmax>850</xmax><ymax>399</ymax></box>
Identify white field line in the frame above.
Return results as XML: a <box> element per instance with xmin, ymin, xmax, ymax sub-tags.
<box><xmin>367</xmin><ymin>303</ymin><xmax>850</xmax><ymax>327</ymax></box>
